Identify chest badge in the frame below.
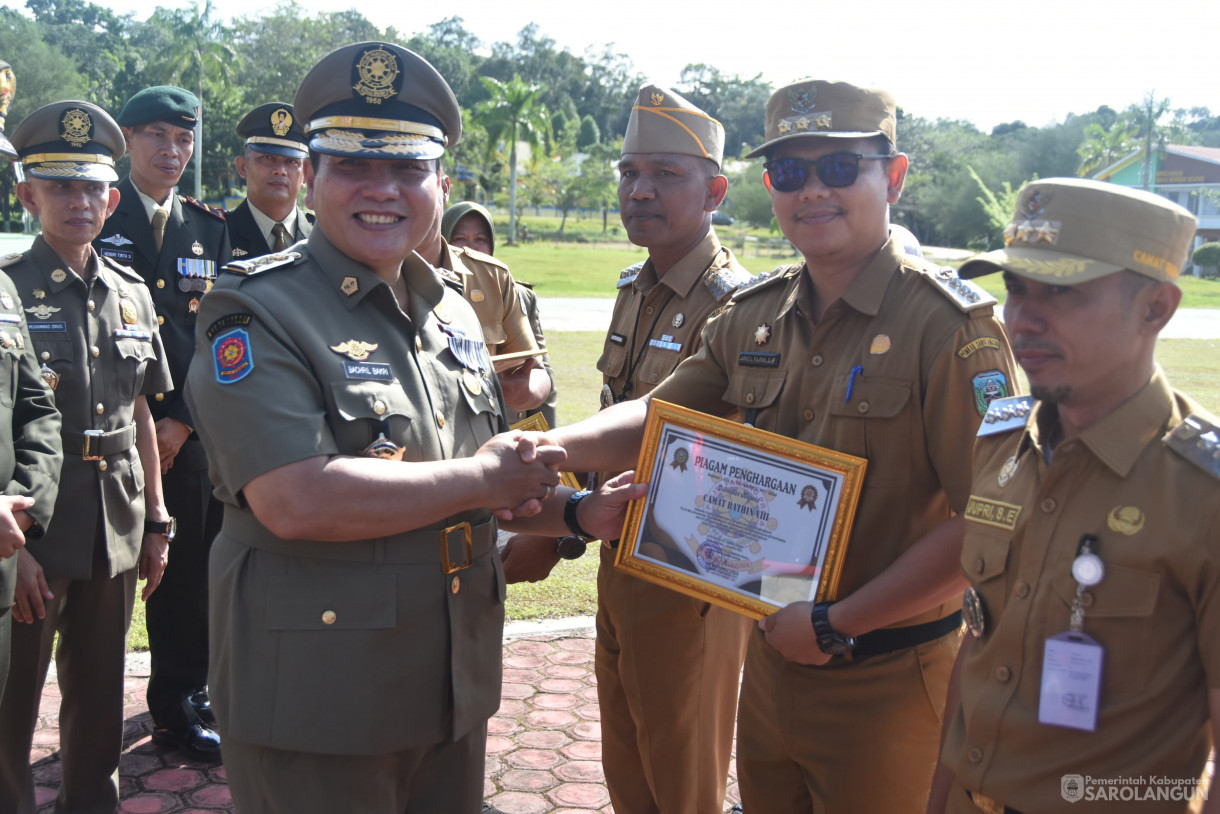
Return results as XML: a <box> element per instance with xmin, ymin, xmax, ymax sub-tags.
<box><xmin>25</xmin><ymin>304</ymin><xmax>59</xmax><ymax>320</ymax></box>
<box><xmin>469</xmin><ymin>289</ymin><xmax>484</xmax><ymax>303</ymax></box>
<box><xmin>433</xmin><ymin>302</ymin><xmax>453</xmax><ymax>324</ymax></box>
<box><xmin>51</xmin><ymin>269</ymin><xmax>67</xmax><ymax>283</ymax></box>
<box><xmin>997</xmin><ymin>455</ymin><xmax>1019</xmax><ymax>487</ymax></box>
<box><xmin>869</xmin><ymin>334</ymin><xmax>891</xmax><ymax>355</ymax></box>
<box><xmin>188</xmin><ymin>297</ymin><xmax>200</xmax><ymax>314</ymax></box>
<box><xmin>0</xmin><ymin>291</ymin><xmax>12</xmax><ymax>310</ymax></box>
<box><xmin>340</xmin><ymin>276</ymin><xmax>359</xmax><ymax>296</ymax></box>
<box><xmin>1106</xmin><ymin>506</ymin><xmax>1145</xmax><ymax>536</ymax></box>
<box><xmin>672</xmin><ymin>312</ymin><xmax>685</xmax><ymax>329</ymax></box>
<box><xmin>462</xmin><ymin>369</ymin><xmax>483</xmax><ymax>396</ymax></box>
<box><xmin>754</xmin><ymin>323</ymin><xmax>771</xmax><ymax>345</ymax></box>
<box><xmin>330</xmin><ymin>340</ymin><xmax>379</xmax><ymax>361</ymax></box>
<box><xmin>120</xmin><ymin>299</ymin><xmax>138</xmax><ymax>325</ymax></box>
<box><xmin>32</xmin><ymin>289</ymin><xmax>45</xmax><ymax>300</ymax></box>
<box><xmin>0</xmin><ymin>330</ymin><xmax>13</xmax><ymax>349</ymax></box>
<box><xmin>40</xmin><ymin>364</ymin><xmax>59</xmax><ymax>391</ymax></box>
<box><xmin>191</xmin><ymin>241</ymin><xmax>204</xmax><ymax>257</ymax></box>
<box><xmin>963</xmin><ymin>586</ymin><xmax>986</xmax><ymax>637</ymax></box>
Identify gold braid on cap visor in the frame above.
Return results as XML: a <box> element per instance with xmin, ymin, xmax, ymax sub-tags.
<box><xmin>305</xmin><ymin>115</ymin><xmax>445</xmax><ymax>142</ymax></box>
<box><xmin>23</xmin><ymin>162</ymin><xmax>117</xmax><ymax>179</ymax></box>
<box><xmin>246</xmin><ymin>136</ymin><xmax>306</xmax><ymax>152</ymax></box>
<box><xmin>20</xmin><ymin>152</ymin><xmax>114</xmax><ymax>167</ymax></box>
<box><xmin>631</xmin><ymin>105</ymin><xmax>718</xmax><ymax>160</ymax></box>
<box><xmin>308</xmin><ymin>129</ymin><xmax>444</xmax><ymax>157</ymax></box>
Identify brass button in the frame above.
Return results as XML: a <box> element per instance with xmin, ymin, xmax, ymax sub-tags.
<box><xmin>645</xmin><ymin>306</ymin><xmax>654</xmax><ymax>315</ymax></box>
<box><xmin>372</xmin><ymin>400</ymin><xmax>386</xmax><ymax>416</ymax></box>
<box><xmin>745</xmin><ymin>393</ymin><xmax>755</xmax><ymax>404</ymax></box>
<box><xmin>95</xmin><ymin>403</ymin><xmax>104</xmax><ymax>414</ymax></box>
<box><xmin>87</xmin><ymin>299</ymin><xmax>95</xmax><ymax>311</ymax></box>
<box><xmin>995</xmin><ymin>666</ymin><xmax>1012</xmax><ymax>682</ymax></box>
<box><xmin>40</xmin><ymin>351</ymin><xmax>50</xmax><ymax>361</ymax></box>
<box><xmin>450</xmin><ymin>576</ymin><xmax>461</xmax><ymax>594</ymax></box>
<box><xmin>321</xmin><ymin>610</ymin><xmax>337</xmax><ymax>625</ymax></box>
<box><xmin>811</xmin><ymin>354</ymin><xmax>824</xmax><ymax>367</ymax></box>
<box><xmin>967</xmin><ymin>747</ymin><xmax>983</xmax><ymax>763</ymax></box>
<box><xmin>98</xmin><ymin>460</ymin><xmax>108</xmax><ymax>472</ymax></box>
<box><xmin>91</xmin><ymin>346</ymin><xmax>100</xmax><ymax>357</ymax></box>
<box><xmin>857</xmin><ymin>401</ymin><xmax>870</xmax><ymax>414</ymax></box>
<box><xmin>973</xmin><ymin>557</ymin><xmax>985</xmax><ymax>574</ymax></box>
<box><xmin>157</xmin><ymin>316</ymin><xmax>165</xmax><ymax>326</ymax></box>
<box><xmin>155</xmin><ymin>393</ymin><xmax>165</xmax><ymax>402</ymax></box>
<box><xmin>803</xmin><ymin>409</ymin><xmax>813</xmax><ymax>421</ymax></box>
<box><xmin>1015</xmin><ymin>581</ymin><xmax>1030</xmax><ymax>598</ymax></box>
<box><xmin>435</xmin><ymin>410</ymin><xmax>445</xmax><ymax>428</ymax></box>
<box><xmin>1040</xmin><ymin>498</ymin><xmax>1057</xmax><ymax>513</ymax></box>
<box><xmin>156</xmin><ymin>279</ymin><xmax>166</xmax><ymax>289</ymax></box>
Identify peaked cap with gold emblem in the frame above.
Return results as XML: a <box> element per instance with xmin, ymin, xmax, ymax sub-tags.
<box><xmin>0</xmin><ymin>59</ymin><xmax>15</xmax><ymax>159</ymax></box>
<box><xmin>236</xmin><ymin>102</ymin><xmax>307</xmax><ymax>159</ymax></box>
<box><xmin>622</xmin><ymin>84</ymin><xmax>725</xmax><ymax>169</ymax></box>
<box><xmin>746</xmin><ymin>79</ymin><xmax>896</xmax><ymax>159</ymax></box>
<box><xmin>11</xmin><ymin>100</ymin><xmax>124</xmax><ymax>182</ymax></box>
<box><xmin>294</xmin><ymin>41</ymin><xmax>461</xmax><ymax>161</ymax></box>
<box><xmin>958</xmin><ymin>178</ymin><xmax>1198</xmax><ymax>284</ymax></box>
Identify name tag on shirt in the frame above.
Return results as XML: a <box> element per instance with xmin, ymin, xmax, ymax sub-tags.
<box><xmin>100</xmin><ymin>248</ymin><xmax>133</xmax><ymax>263</ymax></box>
<box><xmin>114</xmin><ymin>328</ymin><xmax>152</xmax><ymax>340</ymax></box>
<box><xmin>343</xmin><ymin>361</ymin><xmax>393</xmax><ymax>381</ymax></box>
<box><xmin>1038</xmin><ymin>632</ymin><xmax>1103</xmax><ymax>732</ymax></box>
<box><xmin>28</xmin><ymin>322</ymin><xmax>66</xmax><ymax>332</ymax></box>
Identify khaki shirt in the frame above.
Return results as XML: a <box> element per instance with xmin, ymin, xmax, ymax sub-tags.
<box><xmin>945</xmin><ymin>370</ymin><xmax>1220</xmax><ymax>812</ymax></box>
<box><xmin>438</xmin><ymin>240</ymin><xmax>537</xmax><ymax>356</ymax></box>
<box><xmin>4</xmin><ymin>237</ymin><xmax>170</xmax><ymax>579</ymax></box>
<box><xmin>652</xmin><ymin>238</ymin><xmax>1016</xmax><ymax>621</ymax></box>
<box><xmin>598</xmin><ymin>229</ymin><xmax>751</xmax><ymax>404</ymax></box>
<box><xmin>185</xmin><ymin>232</ymin><xmax>507</xmax><ymax>754</ymax></box>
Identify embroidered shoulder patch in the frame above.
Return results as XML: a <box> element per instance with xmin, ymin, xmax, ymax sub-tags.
<box><xmin>971</xmin><ymin>370</ymin><xmax>1010</xmax><ymax>415</ymax></box>
<box><xmin>212</xmin><ymin>327</ymin><xmax>254</xmax><ymax>383</ymax></box>
<box><xmin>957</xmin><ymin>336</ymin><xmax>1001</xmax><ymax>359</ymax></box>
<box><xmin>206</xmin><ymin>313</ymin><xmax>253</xmax><ymax>340</ymax></box>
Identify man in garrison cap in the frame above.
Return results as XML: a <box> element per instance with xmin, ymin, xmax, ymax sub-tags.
<box><xmin>499</xmin><ymin>84</ymin><xmax>754</xmax><ymax>814</ymax></box>
<box><xmin>930</xmin><ymin>180</ymin><xmax>1219</xmax><ymax>814</ymax></box>
<box><xmin>93</xmin><ymin>85</ymin><xmax>231</xmax><ymax>760</ymax></box>
<box><xmin>227</xmin><ymin>102</ymin><xmax>312</xmax><ymax>258</ymax></box>
<box><xmin>505</xmin><ymin>78</ymin><xmax>1018</xmax><ymax>813</ymax></box>
<box><xmin>182</xmin><ymin>42</ymin><xmax>624</xmax><ymax>812</ymax></box>
<box><xmin>0</xmin><ymin>100</ymin><xmax>173</xmax><ymax>813</ymax></box>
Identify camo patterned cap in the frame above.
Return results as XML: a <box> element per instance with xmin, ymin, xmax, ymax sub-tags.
<box><xmin>958</xmin><ymin>178</ymin><xmax>1198</xmax><ymax>284</ymax></box>
<box><xmin>746</xmin><ymin>79</ymin><xmax>896</xmax><ymax>159</ymax></box>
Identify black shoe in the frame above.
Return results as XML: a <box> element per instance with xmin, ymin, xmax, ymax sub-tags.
<box><xmin>729</xmin><ymin>805</ymin><xmax>743</xmax><ymax>814</ymax></box>
<box><xmin>151</xmin><ymin>723</ymin><xmax>222</xmax><ymax>761</ymax></box>
<box><xmin>186</xmin><ymin>689</ymin><xmax>217</xmax><ymax>727</ymax></box>
<box><xmin>482</xmin><ymin>804</ymin><xmax>506</xmax><ymax>814</ymax></box>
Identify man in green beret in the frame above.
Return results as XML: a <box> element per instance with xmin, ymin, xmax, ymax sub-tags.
<box><xmin>930</xmin><ymin>179</ymin><xmax>1219</xmax><ymax>814</ymax></box>
<box><xmin>94</xmin><ymin>84</ymin><xmax>230</xmax><ymax>760</ymax></box>
<box><xmin>228</xmin><ymin>102</ymin><xmax>312</xmax><ymax>259</ymax></box>
<box><xmin>0</xmin><ymin>99</ymin><xmax>172</xmax><ymax>814</ymax></box>
<box><xmin>184</xmin><ymin>41</ymin><xmax>602</xmax><ymax>812</ymax></box>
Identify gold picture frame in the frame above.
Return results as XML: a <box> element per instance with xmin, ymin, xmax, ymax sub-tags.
<box><xmin>511</xmin><ymin>412</ymin><xmax>582</xmax><ymax>491</ymax></box>
<box><xmin>618</xmin><ymin>400</ymin><xmax>867</xmax><ymax>619</ymax></box>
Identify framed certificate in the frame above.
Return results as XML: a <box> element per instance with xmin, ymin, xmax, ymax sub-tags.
<box><xmin>618</xmin><ymin>400</ymin><xmax>867</xmax><ymax>619</ymax></box>
<box><xmin>511</xmin><ymin>413</ymin><xmax>582</xmax><ymax>491</ymax></box>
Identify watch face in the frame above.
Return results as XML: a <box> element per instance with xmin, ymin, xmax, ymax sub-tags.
<box><xmin>166</xmin><ymin>517</ymin><xmax>178</xmax><ymax>542</ymax></box>
<box><xmin>555</xmin><ymin>536</ymin><xmax>586</xmax><ymax>560</ymax></box>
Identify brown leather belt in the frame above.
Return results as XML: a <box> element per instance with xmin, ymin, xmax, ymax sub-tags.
<box><xmin>69</xmin><ymin>424</ymin><xmax>137</xmax><ymax>460</ymax></box>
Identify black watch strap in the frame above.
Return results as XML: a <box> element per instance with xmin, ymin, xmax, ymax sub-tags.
<box><xmin>811</xmin><ymin>602</ymin><xmax>856</xmax><ymax>656</ymax></box>
<box><xmin>564</xmin><ymin>490</ymin><xmax>593</xmax><ymax>538</ymax></box>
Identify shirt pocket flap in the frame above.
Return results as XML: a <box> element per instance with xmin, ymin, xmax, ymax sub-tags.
<box><xmin>827</xmin><ymin>376</ymin><xmax>911</xmax><ymax>419</ymax></box>
<box><xmin>722</xmin><ymin>368</ymin><xmax>787</xmax><ymax>411</ymax></box>
<box><xmin>330</xmin><ymin>381</ymin><xmax>415</xmax><ymax>422</ymax></box>
<box><xmin>1051</xmin><ymin>563</ymin><xmax>1161</xmax><ymax>618</ymax></box>
<box><xmin>962</xmin><ymin>530</ymin><xmax>1011</xmax><ymax>583</ymax></box>
<box><xmin>480</xmin><ymin>320</ymin><xmax>507</xmax><ymax>347</ymax></box>
<box><xmin>266</xmin><ymin>573</ymin><xmax>397</xmax><ymax>630</ymax></box>
<box><xmin>115</xmin><ymin>337</ymin><xmax>157</xmax><ymax>362</ymax></box>
<box><xmin>596</xmin><ymin>343</ymin><xmax>628</xmax><ymax>379</ymax></box>
<box><xmin>37</xmin><ymin>338</ymin><xmax>74</xmax><ymax>364</ymax></box>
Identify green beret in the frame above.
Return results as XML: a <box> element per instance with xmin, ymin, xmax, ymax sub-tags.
<box><xmin>11</xmin><ymin>100</ymin><xmax>123</xmax><ymax>182</ymax></box>
<box><xmin>442</xmin><ymin>201</ymin><xmax>495</xmax><ymax>254</ymax></box>
<box><xmin>117</xmin><ymin>86</ymin><xmax>200</xmax><ymax>129</ymax></box>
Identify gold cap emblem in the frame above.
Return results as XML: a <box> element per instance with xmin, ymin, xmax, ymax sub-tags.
<box><xmin>60</xmin><ymin>107</ymin><xmax>92</xmax><ymax>148</ymax></box>
<box><xmin>650</xmin><ymin>92</ymin><xmax>664</xmax><ymax>106</ymax></box>
<box><xmin>329</xmin><ymin>340</ymin><xmax>379</xmax><ymax>361</ymax></box>
<box><xmin>354</xmin><ymin>47</ymin><xmax>400</xmax><ymax>104</ymax></box>
<box><xmin>270</xmin><ymin>107</ymin><xmax>293</xmax><ymax>137</ymax></box>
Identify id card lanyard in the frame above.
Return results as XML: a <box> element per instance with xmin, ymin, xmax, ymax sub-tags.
<box><xmin>1038</xmin><ymin>534</ymin><xmax>1105</xmax><ymax>732</ymax></box>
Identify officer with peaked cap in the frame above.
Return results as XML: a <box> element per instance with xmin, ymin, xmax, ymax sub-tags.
<box><xmin>227</xmin><ymin>102</ymin><xmax>312</xmax><ymax>259</ymax></box>
<box><xmin>0</xmin><ymin>60</ymin><xmax>15</xmax><ymax>159</ymax></box>
<box><xmin>0</xmin><ymin>99</ymin><xmax>173</xmax><ymax>813</ymax></box>
<box><xmin>184</xmin><ymin>41</ymin><xmax>571</xmax><ymax>813</ymax></box>
<box><xmin>93</xmin><ymin>84</ymin><xmax>230</xmax><ymax>760</ymax></box>
<box><xmin>507</xmin><ymin>78</ymin><xmax>1017</xmax><ymax>813</ymax></box>
<box><xmin>930</xmin><ymin>179</ymin><xmax>1219</xmax><ymax>814</ymax></box>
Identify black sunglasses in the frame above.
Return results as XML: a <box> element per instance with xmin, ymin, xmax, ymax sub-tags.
<box><xmin>764</xmin><ymin>152</ymin><xmax>892</xmax><ymax>192</ymax></box>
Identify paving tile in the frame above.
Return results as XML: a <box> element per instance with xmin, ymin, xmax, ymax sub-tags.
<box><xmin>504</xmin><ymin>749</ymin><xmax>563</xmax><ymax>771</ymax></box>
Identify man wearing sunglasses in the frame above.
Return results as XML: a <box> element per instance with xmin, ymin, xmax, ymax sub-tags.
<box><xmin>515</xmin><ymin>79</ymin><xmax>1017</xmax><ymax>813</ymax></box>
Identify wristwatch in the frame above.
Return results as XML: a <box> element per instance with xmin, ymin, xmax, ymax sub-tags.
<box><xmin>564</xmin><ymin>490</ymin><xmax>593</xmax><ymax>538</ymax></box>
<box><xmin>810</xmin><ymin>602</ymin><xmax>856</xmax><ymax>656</ymax></box>
<box><xmin>145</xmin><ymin>517</ymin><xmax>177</xmax><ymax>542</ymax></box>
<box><xmin>554</xmin><ymin>536</ymin><xmax>588</xmax><ymax>560</ymax></box>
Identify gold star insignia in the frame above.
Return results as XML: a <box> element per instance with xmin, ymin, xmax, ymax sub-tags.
<box><xmin>754</xmin><ymin>323</ymin><xmax>771</xmax><ymax>345</ymax></box>
<box><xmin>1036</xmin><ymin>220</ymin><xmax>1060</xmax><ymax>243</ymax></box>
<box><xmin>778</xmin><ymin>119</ymin><xmax>793</xmax><ymax>135</ymax></box>
<box><xmin>1003</xmin><ymin>223</ymin><xmax>1018</xmax><ymax>246</ymax></box>
<box><xmin>814</xmin><ymin>112</ymin><xmax>832</xmax><ymax>128</ymax></box>
<box><xmin>1016</xmin><ymin>220</ymin><xmax>1037</xmax><ymax>242</ymax></box>
<box><xmin>795</xmin><ymin>116</ymin><xmax>810</xmax><ymax>131</ymax></box>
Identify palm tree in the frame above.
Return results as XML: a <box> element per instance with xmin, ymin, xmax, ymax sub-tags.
<box><xmin>1076</xmin><ymin>121</ymin><xmax>1138</xmax><ymax>178</ymax></box>
<box><xmin>146</xmin><ymin>0</ymin><xmax>237</xmax><ymax>198</ymax></box>
<box><xmin>476</xmin><ymin>76</ymin><xmax>550</xmax><ymax>245</ymax></box>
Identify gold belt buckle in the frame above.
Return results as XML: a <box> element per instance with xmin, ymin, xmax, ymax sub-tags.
<box><xmin>82</xmin><ymin>429</ymin><xmax>104</xmax><ymax>461</ymax></box>
<box><xmin>969</xmin><ymin>791</ymin><xmax>1007</xmax><ymax>814</ymax></box>
<box><xmin>440</xmin><ymin>522</ymin><xmax>473</xmax><ymax>574</ymax></box>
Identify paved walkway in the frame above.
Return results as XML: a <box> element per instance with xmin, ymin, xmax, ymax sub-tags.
<box><xmin>27</xmin><ymin>624</ymin><xmax>742</xmax><ymax>814</ymax></box>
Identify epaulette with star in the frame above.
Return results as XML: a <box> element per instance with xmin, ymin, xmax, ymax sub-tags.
<box><xmin>0</xmin><ymin>252</ymin><xmax>25</xmax><ymax>270</ymax></box>
<box><xmin>180</xmin><ymin>195</ymin><xmax>226</xmax><ymax>221</ymax></box>
<box><xmin>222</xmin><ymin>250</ymin><xmax>302</xmax><ymax>276</ymax></box>
<box><xmin>923</xmin><ymin>266</ymin><xmax>996</xmax><ymax>312</ymax></box>
<box><xmin>978</xmin><ymin>395</ymin><xmax>1034</xmax><ymax>437</ymax></box>
<box><xmin>1165</xmin><ymin>414</ymin><xmax>1220</xmax><ymax>481</ymax></box>
<box><xmin>617</xmin><ymin>262</ymin><xmax>645</xmax><ymax>289</ymax></box>
<box><xmin>730</xmin><ymin>265</ymin><xmax>796</xmax><ymax>301</ymax></box>
<box><xmin>703</xmin><ymin>265</ymin><xmax>755</xmax><ymax>302</ymax></box>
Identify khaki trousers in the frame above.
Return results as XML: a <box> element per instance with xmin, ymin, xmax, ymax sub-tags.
<box><xmin>596</xmin><ymin>545</ymin><xmax>752</xmax><ymax>814</ymax></box>
<box><xmin>737</xmin><ymin>626</ymin><xmax>960</xmax><ymax>814</ymax></box>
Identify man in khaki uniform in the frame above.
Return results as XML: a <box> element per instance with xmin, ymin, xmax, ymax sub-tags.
<box><xmin>0</xmin><ymin>100</ymin><xmax>172</xmax><ymax>814</ymax></box>
<box><xmin>930</xmin><ymin>179</ymin><xmax>1220</xmax><ymax>814</ymax></box>
<box><xmin>184</xmin><ymin>42</ymin><xmax>566</xmax><ymax>814</ymax></box>
<box><xmin>520</xmin><ymin>79</ymin><xmax>1017</xmax><ymax>813</ymax></box>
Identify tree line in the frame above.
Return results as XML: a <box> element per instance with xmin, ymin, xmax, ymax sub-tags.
<box><xmin>2</xmin><ymin>0</ymin><xmax>1217</xmax><ymax>249</ymax></box>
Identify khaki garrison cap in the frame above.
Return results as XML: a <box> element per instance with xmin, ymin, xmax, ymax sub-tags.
<box><xmin>746</xmin><ymin>79</ymin><xmax>896</xmax><ymax>158</ymax></box>
<box><xmin>958</xmin><ymin>178</ymin><xmax>1198</xmax><ymax>284</ymax></box>
<box><xmin>294</xmin><ymin>42</ymin><xmax>461</xmax><ymax>160</ymax></box>
<box><xmin>236</xmin><ymin>102</ymin><xmax>307</xmax><ymax>159</ymax></box>
<box><xmin>11</xmin><ymin>100</ymin><xmax>124</xmax><ymax>182</ymax></box>
<box><xmin>622</xmin><ymin>84</ymin><xmax>725</xmax><ymax>168</ymax></box>
<box><xmin>0</xmin><ymin>60</ymin><xmax>16</xmax><ymax>159</ymax></box>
